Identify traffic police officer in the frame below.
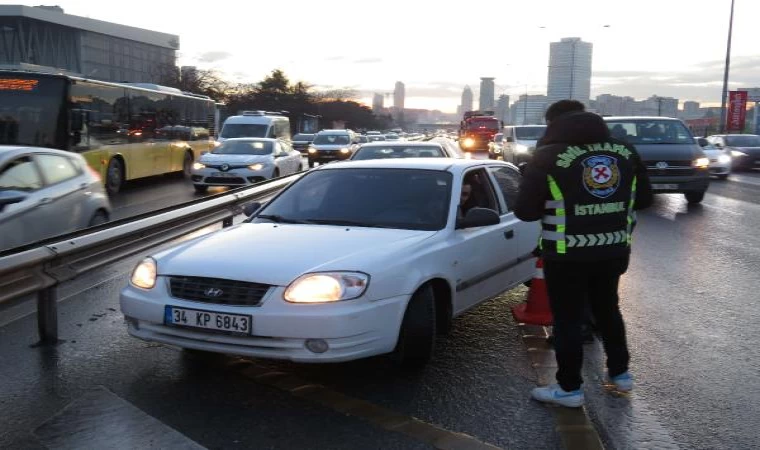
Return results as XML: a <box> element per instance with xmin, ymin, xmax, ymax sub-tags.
<box><xmin>514</xmin><ymin>100</ymin><xmax>653</xmax><ymax>407</ymax></box>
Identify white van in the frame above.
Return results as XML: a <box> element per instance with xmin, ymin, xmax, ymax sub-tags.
<box><xmin>501</xmin><ymin>125</ymin><xmax>547</xmax><ymax>165</ymax></box>
<box><xmin>218</xmin><ymin>111</ymin><xmax>291</xmax><ymax>143</ymax></box>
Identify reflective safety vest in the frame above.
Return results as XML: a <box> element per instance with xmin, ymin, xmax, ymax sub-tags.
<box><xmin>538</xmin><ymin>144</ymin><xmax>639</xmax><ymax>261</ymax></box>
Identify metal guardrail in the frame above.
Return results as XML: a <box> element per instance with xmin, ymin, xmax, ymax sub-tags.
<box><xmin>0</xmin><ymin>174</ymin><xmax>298</xmax><ymax>343</ymax></box>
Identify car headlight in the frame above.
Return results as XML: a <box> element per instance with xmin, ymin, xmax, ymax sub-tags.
<box><xmin>284</xmin><ymin>272</ymin><xmax>369</xmax><ymax>303</ymax></box>
<box><xmin>213</xmin><ymin>141</ymin><xmax>222</xmax><ymax>147</ymax></box>
<box><xmin>130</xmin><ymin>257</ymin><xmax>157</xmax><ymax>289</ymax></box>
<box><xmin>693</xmin><ymin>157</ymin><xmax>710</xmax><ymax>168</ymax></box>
<box><xmin>248</xmin><ymin>163</ymin><xmax>264</xmax><ymax>170</ymax></box>
<box><xmin>308</xmin><ymin>147</ymin><xmax>317</xmax><ymax>154</ymax></box>
<box><xmin>494</xmin><ymin>148</ymin><xmax>502</xmax><ymax>154</ymax></box>
<box><xmin>340</xmin><ymin>148</ymin><xmax>350</xmax><ymax>154</ymax></box>
<box><xmin>718</xmin><ymin>154</ymin><xmax>731</xmax><ymax>164</ymax></box>
<box><xmin>192</xmin><ymin>162</ymin><xmax>206</xmax><ymax>170</ymax></box>
<box><xmin>462</xmin><ymin>137</ymin><xmax>475</xmax><ymax>148</ymax></box>
<box><xmin>731</xmin><ymin>150</ymin><xmax>747</xmax><ymax>157</ymax></box>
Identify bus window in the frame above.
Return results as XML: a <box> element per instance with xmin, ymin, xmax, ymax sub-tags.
<box><xmin>0</xmin><ymin>76</ymin><xmax>65</xmax><ymax>148</ymax></box>
<box><xmin>70</xmin><ymin>81</ymin><xmax>129</xmax><ymax>149</ymax></box>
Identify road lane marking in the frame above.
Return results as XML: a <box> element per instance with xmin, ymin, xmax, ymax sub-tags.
<box><xmin>222</xmin><ymin>359</ymin><xmax>502</xmax><ymax>450</ymax></box>
<box><xmin>517</xmin><ymin>324</ymin><xmax>605</xmax><ymax>450</ymax></box>
<box><xmin>34</xmin><ymin>386</ymin><xmax>205</xmax><ymax>450</ymax></box>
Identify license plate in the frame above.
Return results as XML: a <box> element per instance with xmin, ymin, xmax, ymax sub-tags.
<box><xmin>652</xmin><ymin>183</ymin><xmax>678</xmax><ymax>190</ymax></box>
<box><xmin>213</xmin><ymin>172</ymin><xmax>235</xmax><ymax>177</ymax></box>
<box><xmin>165</xmin><ymin>306</ymin><xmax>252</xmax><ymax>334</ymax></box>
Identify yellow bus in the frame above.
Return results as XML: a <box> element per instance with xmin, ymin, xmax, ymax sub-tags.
<box><xmin>0</xmin><ymin>71</ymin><xmax>216</xmax><ymax>195</ymax></box>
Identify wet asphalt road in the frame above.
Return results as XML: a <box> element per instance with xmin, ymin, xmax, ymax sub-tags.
<box><xmin>2</xmin><ymin>170</ymin><xmax>760</xmax><ymax>449</ymax></box>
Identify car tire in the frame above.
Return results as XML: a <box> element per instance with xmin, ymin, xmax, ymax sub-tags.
<box><xmin>391</xmin><ymin>284</ymin><xmax>436</xmax><ymax>369</ymax></box>
<box><xmin>193</xmin><ymin>184</ymin><xmax>209</xmax><ymax>193</ymax></box>
<box><xmin>87</xmin><ymin>210</ymin><xmax>109</xmax><ymax>227</ymax></box>
<box><xmin>685</xmin><ymin>191</ymin><xmax>706</xmax><ymax>204</ymax></box>
<box><xmin>105</xmin><ymin>158</ymin><xmax>123</xmax><ymax>196</ymax></box>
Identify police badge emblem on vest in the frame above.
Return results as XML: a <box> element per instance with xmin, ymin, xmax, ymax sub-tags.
<box><xmin>582</xmin><ymin>155</ymin><xmax>620</xmax><ymax>198</ymax></box>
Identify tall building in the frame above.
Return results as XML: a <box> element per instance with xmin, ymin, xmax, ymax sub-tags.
<box><xmin>595</xmin><ymin>94</ymin><xmax>637</xmax><ymax>116</ymax></box>
<box><xmin>510</xmin><ymin>94</ymin><xmax>548</xmax><ymax>125</ymax></box>
<box><xmin>644</xmin><ymin>95</ymin><xmax>679</xmax><ymax>117</ymax></box>
<box><xmin>372</xmin><ymin>93</ymin><xmax>384</xmax><ymax>114</ymax></box>
<box><xmin>495</xmin><ymin>94</ymin><xmax>510</xmax><ymax>123</ymax></box>
<box><xmin>460</xmin><ymin>86</ymin><xmax>473</xmax><ymax>114</ymax></box>
<box><xmin>393</xmin><ymin>81</ymin><xmax>405</xmax><ymax>110</ymax></box>
<box><xmin>682</xmin><ymin>101</ymin><xmax>701</xmax><ymax>119</ymax></box>
<box><xmin>479</xmin><ymin>77</ymin><xmax>495</xmax><ymax>111</ymax></box>
<box><xmin>546</xmin><ymin>37</ymin><xmax>593</xmax><ymax>106</ymax></box>
<box><xmin>0</xmin><ymin>5</ymin><xmax>179</xmax><ymax>83</ymax></box>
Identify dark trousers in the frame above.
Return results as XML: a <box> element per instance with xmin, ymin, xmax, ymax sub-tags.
<box><xmin>543</xmin><ymin>257</ymin><xmax>631</xmax><ymax>391</ymax></box>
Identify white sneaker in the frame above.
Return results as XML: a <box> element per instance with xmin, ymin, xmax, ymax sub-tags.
<box><xmin>531</xmin><ymin>384</ymin><xmax>585</xmax><ymax>408</ymax></box>
<box><xmin>608</xmin><ymin>371</ymin><xmax>633</xmax><ymax>392</ymax></box>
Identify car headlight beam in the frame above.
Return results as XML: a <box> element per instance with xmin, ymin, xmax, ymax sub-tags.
<box><xmin>284</xmin><ymin>272</ymin><xmax>369</xmax><ymax>303</ymax></box>
<box><xmin>248</xmin><ymin>163</ymin><xmax>264</xmax><ymax>170</ymax></box>
<box><xmin>693</xmin><ymin>157</ymin><xmax>710</xmax><ymax>168</ymax></box>
<box><xmin>462</xmin><ymin>137</ymin><xmax>475</xmax><ymax>148</ymax></box>
<box><xmin>192</xmin><ymin>162</ymin><xmax>206</xmax><ymax>170</ymax></box>
<box><xmin>717</xmin><ymin>154</ymin><xmax>731</xmax><ymax>164</ymax></box>
<box><xmin>130</xmin><ymin>257</ymin><xmax>157</xmax><ymax>289</ymax></box>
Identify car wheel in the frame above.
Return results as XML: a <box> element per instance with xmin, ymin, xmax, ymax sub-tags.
<box><xmin>391</xmin><ymin>284</ymin><xmax>436</xmax><ymax>368</ymax></box>
<box><xmin>87</xmin><ymin>210</ymin><xmax>109</xmax><ymax>227</ymax></box>
<box><xmin>716</xmin><ymin>174</ymin><xmax>729</xmax><ymax>180</ymax></box>
<box><xmin>105</xmin><ymin>158</ymin><xmax>123</xmax><ymax>196</ymax></box>
<box><xmin>193</xmin><ymin>184</ymin><xmax>209</xmax><ymax>193</ymax></box>
<box><xmin>182</xmin><ymin>151</ymin><xmax>193</xmax><ymax>178</ymax></box>
<box><xmin>685</xmin><ymin>191</ymin><xmax>705</xmax><ymax>204</ymax></box>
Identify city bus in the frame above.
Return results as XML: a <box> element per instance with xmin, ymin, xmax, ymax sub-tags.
<box><xmin>0</xmin><ymin>71</ymin><xmax>216</xmax><ymax>195</ymax></box>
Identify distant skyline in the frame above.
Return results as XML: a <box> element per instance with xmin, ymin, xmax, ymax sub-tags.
<box><xmin>29</xmin><ymin>0</ymin><xmax>760</xmax><ymax>113</ymax></box>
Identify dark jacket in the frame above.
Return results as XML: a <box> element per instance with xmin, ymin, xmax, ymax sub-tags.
<box><xmin>514</xmin><ymin>111</ymin><xmax>653</xmax><ymax>261</ymax></box>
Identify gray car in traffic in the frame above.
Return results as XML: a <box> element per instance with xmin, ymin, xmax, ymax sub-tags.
<box><xmin>0</xmin><ymin>146</ymin><xmax>111</xmax><ymax>252</ymax></box>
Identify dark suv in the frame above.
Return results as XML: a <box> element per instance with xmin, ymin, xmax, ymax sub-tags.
<box><xmin>604</xmin><ymin>117</ymin><xmax>710</xmax><ymax>204</ymax></box>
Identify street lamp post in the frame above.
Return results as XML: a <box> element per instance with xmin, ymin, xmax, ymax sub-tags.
<box><xmin>719</xmin><ymin>0</ymin><xmax>736</xmax><ymax>134</ymax></box>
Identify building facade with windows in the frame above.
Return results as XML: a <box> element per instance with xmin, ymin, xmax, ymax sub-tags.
<box><xmin>0</xmin><ymin>5</ymin><xmax>179</xmax><ymax>84</ymax></box>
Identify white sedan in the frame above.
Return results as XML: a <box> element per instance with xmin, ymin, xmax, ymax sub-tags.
<box><xmin>191</xmin><ymin>138</ymin><xmax>303</xmax><ymax>193</ymax></box>
<box><xmin>120</xmin><ymin>159</ymin><xmax>539</xmax><ymax>366</ymax></box>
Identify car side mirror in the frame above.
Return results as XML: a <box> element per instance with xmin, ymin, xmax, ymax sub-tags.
<box><xmin>243</xmin><ymin>201</ymin><xmax>262</xmax><ymax>217</ymax></box>
<box><xmin>200</xmin><ymin>150</ymin><xmax>209</xmax><ymax>156</ymax></box>
<box><xmin>505</xmin><ymin>136</ymin><xmax>514</xmax><ymax>143</ymax></box>
<box><xmin>456</xmin><ymin>207</ymin><xmax>500</xmax><ymax>229</ymax></box>
<box><xmin>0</xmin><ymin>190</ymin><xmax>28</xmax><ymax>209</ymax></box>
<box><xmin>714</xmin><ymin>142</ymin><xmax>723</xmax><ymax>148</ymax></box>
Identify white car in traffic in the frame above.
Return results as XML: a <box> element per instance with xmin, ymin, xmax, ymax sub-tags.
<box><xmin>121</xmin><ymin>159</ymin><xmax>539</xmax><ymax>366</ymax></box>
<box><xmin>191</xmin><ymin>138</ymin><xmax>302</xmax><ymax>193</ymax></box>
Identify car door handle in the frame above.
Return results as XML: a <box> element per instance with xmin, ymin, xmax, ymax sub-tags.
<box><xmin>504</xmin><ymin>229</ymin><xmax>514</xmax><ymax>239</ymax></box>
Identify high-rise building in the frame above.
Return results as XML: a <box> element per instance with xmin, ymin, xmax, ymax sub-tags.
<box><xmin>372</xmin><ymin>93</ymin><xmax>384</xmax><ymax>114</ymax></box>
<box><xmin>495</xmin><ymin>94</ymin><xmax>510</xmax><ymax>123</ymax></box>
<box><xmin>595</xmin><ymin>94</ymin><xmax>637</xmax><ymax>116</ymax></box>
<box><xmin>461</xmin><ymin>86</ymin><xmax>473</xmax><ymax>114</ymax></box>
<box><xmin>393</xmin><ymin>81</ymin><xmax>405</xmax><ymax>111</ymax></box>
<box><xmin>479</xmin><ymin>77</ymin><xmax>495</xmax><ymax>111</ymax></box>
<box><xmin>510</xmin><ymin>94</ymin><xmax>548</xmax><ymax>125</ymax></box>
<box><xmin>682</xmin><ymin>100</ymin><xmax>701</xmax><ymax>119</ymax></box>
<box><xmin>0</xmin><ymin>5</ymin><xmax>179</xmax><ymax>83</ymax></box>
<box><xmin>547</xmin><ymin>37</ymin><xmax>593</xmax><ymax>106</ymax></box>
<box><xmin>644</xmin><ymin>95</ymin><xmax>679</xmax><ymax>117</ymax></box>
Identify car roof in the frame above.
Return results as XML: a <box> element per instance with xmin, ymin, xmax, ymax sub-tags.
<box><xmin>0</xmin><ymin>145</ymin><xmax>76</xmax><ymax>159</ymax></box>
<box><xmin>220</xmin><ymin>137</ymin><xmax>279</xmax><ymax>143</ymax></box>
<box><xmin>318</xmin><ymin>157</ymin><xmax>512</xmax><ymax>172</ymax></box>
<box><xmin>603</xmin><ymin>116</ymin><xmax>683</xmax><ymax>121</ymax></box>
<box><xmin>358</xmin><ymin>141</ymin><xmax>444</xmax><ymax>148</ymax></box>
<box><xmin>223</xmin><ymin>115</ymin><xmax>281</xmax><ymax>124</ymax></box>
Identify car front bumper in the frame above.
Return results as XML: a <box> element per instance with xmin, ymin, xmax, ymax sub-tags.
<box><xmin>649</xmin><ymin>172</ymin><xmax>710</xmax><ymax>193</ymax></box>
<box><xmin>120</xmin><ymin>282</ymin><xmax>409</xmax><ymax>363</ymax></box>
<box><xmin>191</xmin><ymin>167</ymin><xmax>272</xmax><ymax>186</ymax></box>
<box><xmin>308</xmin><ymin>151</ymin><xmax>352</xmax><ymax>164</ymax></box>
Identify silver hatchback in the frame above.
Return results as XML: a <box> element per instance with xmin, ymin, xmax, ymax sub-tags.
<box><xmin>0</xmin><ymin>146</ymin><xmax>112</xmax><ymax>252</ymax></box>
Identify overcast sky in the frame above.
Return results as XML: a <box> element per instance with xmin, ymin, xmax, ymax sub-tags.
<box><xmin>31</xmin><ymin>0</ymin><xmax>760</xmax><ymax>112</ymax></box>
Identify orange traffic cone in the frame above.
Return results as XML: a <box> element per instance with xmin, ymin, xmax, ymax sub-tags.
<box><xmin>511</xmin><ymin>258</ymin><xmax>553</xmax><ymax>326</ymax></box>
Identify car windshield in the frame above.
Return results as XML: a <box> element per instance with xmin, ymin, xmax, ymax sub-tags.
<box><xmin>468</xmin><ymin>119</ymin><xmax>500</xmax><ymax>130</ymax></box>
<box><xmin>292</xmin><ymin>134</ymin><xmax>314</xmax><ymax>141</ymax></box>
<box><xmin>494</xmin><ymin>134</ymin><xmax>503</xmax><ymax>142</ymax></box>
<box><xmin>606</xmin><ymin>120</ymin><xmax>694</xmax><ymax>144</ymax></box>
<box><xmin>252</xmin><ymin>168</ymin><xmax>452</xmax><ymax>231</ymax></box>
<box><xmin>725</xmin><ymin>135</ymin><xmax>760</xmax><ymax>147</ymax></box>
<box><xmin>212</xmin><ymin>140</ymin><xmax>273</xmax><ymax>155</ymax></box>
<box><xmin>357</xmin><ymin>136</ymin><xmax>369</xmax><ymax>143</ymax></box>
<box><xmin>220</xmin><ymin>124</ymin><xmax>268</xmax><ymax>138</ymax></box>
<box><xmin>515</xmin><ymin>127</ymin><xmax>546</xmax><ymax>140</ymax></box>
<box><xmin>352</xmin><ymin>146</ymin><xmax>444</xmax><ymax>160</ymax></box>
<box><xmin>313</xmin><ymin>134</ymin><xmax>350</xmax><ymax>145</ymax></box>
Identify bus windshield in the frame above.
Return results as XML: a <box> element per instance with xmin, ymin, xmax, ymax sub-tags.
<box><xmin>0</xmin><ymin>77</ymin><xmax>65</xmax><ymax>148</ymax></box>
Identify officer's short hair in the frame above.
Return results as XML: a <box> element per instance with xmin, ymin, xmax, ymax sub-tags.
<box><xmin>545</xmin><ymin>100</ymin><xmax>585</xmax><ymax>123</ymax></box>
